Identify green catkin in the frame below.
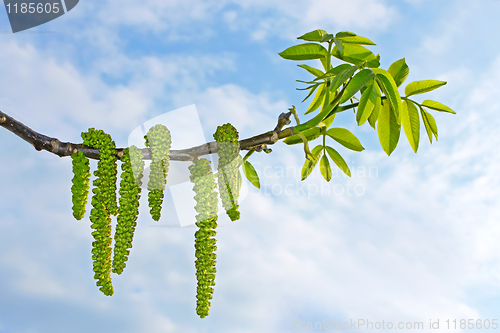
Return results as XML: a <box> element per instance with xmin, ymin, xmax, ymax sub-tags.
<box><xmin>189</xmin><ymin>158</ymin><xmax>218</xmax><ymax>318</ymax></box>
<box><xmin>146</xmin><ymin>125</ymin><xmax>171</xmax><ymax>221</ymax></box>
<box><xmin>71</xmin><ymin>150</ymin><xmax>91</xmax><ymax>220</ymax></box>
<box><xmin>81</xmin><ymin>128</ymin><xmax>118</xmax><ymax>296</ymax></box>
<box><xmin>213</xmin><ymin>123</ymin><xmax>241</xmax><ymax>221</ymax></box>
<box><xmin>112</xmin><ymin>146</ymin><xmax>144</xmax><ymax>275</ymax></box>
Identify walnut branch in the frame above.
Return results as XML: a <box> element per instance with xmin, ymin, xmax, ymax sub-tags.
<box><xmin>0</xmin><ymin>109</ymin><xmax>296</xmax><ymax>161</ymax></box>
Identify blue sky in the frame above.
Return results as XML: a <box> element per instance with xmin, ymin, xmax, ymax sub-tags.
<box><xmin>1</xmin><ymin>0</ymin><xmax>500</xmax><ymax>332</ymax></box>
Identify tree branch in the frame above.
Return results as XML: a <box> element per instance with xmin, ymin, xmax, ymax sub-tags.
<box><xmin>0</xmin><ymin>109</ymin><xmax>295</xmax><ymax>161</ymax></box>
<box><xmin>0</xmin><ymin>103</ymin><xmax>356</xmax><ymax>161</ymax></box>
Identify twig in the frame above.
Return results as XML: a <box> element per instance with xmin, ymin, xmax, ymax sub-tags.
<box><xmin>0</xmin><ymin>109</ymin><xmax>293</xmax><ymax>161</ymax></box>
<box><xmin>0</xmin><ymin>102</ymin><xmax>358</xmax><ymax>161</ymax></box>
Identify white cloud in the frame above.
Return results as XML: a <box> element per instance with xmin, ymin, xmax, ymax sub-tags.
<box><xmin>61</xmin><ymin>0</ymin><xmax>398</xmax><ymax>42</ymax></box>
<box><xmin>224</xmin><ymin>0</ymin><xmax>399</xmax><ymax>41</ymax></box>
<box><xmin>0</xmin><ymin>38</ymin><xmax>237</xmax><ymax>145</ymax></box>
<box><xmin>174</xmin><ymin>84</ymin><xmax>288</xmax><ymax>136</ymax></box>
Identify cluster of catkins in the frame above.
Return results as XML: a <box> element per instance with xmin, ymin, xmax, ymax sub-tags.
<box><xmin>70</xmin><ymin>123</ymin><xmax>242</xmax><ymax>319</ymax></box>
<box><xmin>213</xmin><ymin>123</ymin><xmax>241</xmax><ymax>221</ymax></box>
<box><xmin>71</xmin><ymin>129</ymin><xmax>146</xmax><ymax>296</ymax></box>
<box><xmin>189</xmin><ymin>158</ymin><xmax>219</xmax><ymax>318</ymax></box>
<box><xmin>81</xmin><ymin>128</ymin><xmax>118</xmax><ymax>296</ymax></box>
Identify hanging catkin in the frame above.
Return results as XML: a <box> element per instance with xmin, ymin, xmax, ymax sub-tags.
<box><xmin>146</xmin><ymin>125</ymin><xmax>171</xmax><ymax>221</ymax></box>
<box><xmin>189</xmin><ymin>158</ymin><xmax>218</xmax><ymax>318</ymax></box>
<box><xmin>81</xmin><ymin>128</ymin><xmax>118</xmax><ymax>296</ymax></box>
<box><xmin>70</xmin><ymin>150</ymin><xmax>90</xmax><ymax>220</ymax></box>
<box><xmin>112</xmin><ymin>145</ymin><xmax>144</xmax><ymax>275</ymax></box>
<box><xmin>213</xmin><ymin>123</ymin><xmax>241</xmax><ymax>221</ymax></box>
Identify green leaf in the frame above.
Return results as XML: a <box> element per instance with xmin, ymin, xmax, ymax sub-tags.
<box><xmin>242</xmin><ymin>160</ymin><xmax>260</xmax><ymax>189</ymax></box>
<box><xmin>326</xmin><ymin>127</ymin><xmax>365</xmax><ymax>151</ymax></box>
<box><xmin>325</xmin><ymin>146</ymin><xmax>351</xmax><ymax>177</ymax></box>
<box><xmin>298</xmin><ymin>64</ymin><xmax>325</xmax><ymax>78</ymax></box>
<box><xmin>329</xmin><ymin>64</ymin><xmax>361</xmax><ymax>93</ymax></box>
<box><xmin>284</xmin><ymin>127</ymin><xmax>322</xmax><ymax>145</ymax></box>
<box><xmin>401</xmin><ymin>100</ymin><xmax>420</xmax><ymax>153</ymax></box>
<box><xmin>331</xmin><ymin>44</ymin><xmax>380</xmax><ymax>68</ymax></box>
<box><xmin>279</xmin><ymin>43</ymin><xmax>328</xmax><ymax>61</ymax></box>
<box><xmin>313</xmin><ymin>63</ymin><xmax>352</xmax><ymax>81</ymax></box>
<box><xmin>296</xmin><ymin>81</ymin><xmax>317</xmax><ymax>87</ymax></box>
<box><xmin>297</xmin><ymin>29</ymin><xmax>328</xmax><ymax>42</ymax></box>
<box><xmin>372</xmin><ymin>68</ymin><xmax>401</xmax><ymax>123</ymax></box>
<box><xmin>320</xmin><ymin>154</ymin><xmax>332</xmax><ymax>182</ymax></box>
<box><xmin>419</xmin><ymin>106</ymin><xmax>434</xmax><ymax>143</ymax></box>
<box><xmin>387</xmin><ymin>58</ymin><xmax>409</xmax><ymax>87</ymax></box>
<box><xmin>405</xmin><ymin>80</ymin><xmax>446</xmax><ymax>97</ymax></box>
<box><xmin>335</xmin><ymin>31</ymin><xmax>357</xmax><ymax>38</ymax></box>
<box><xmin>422</xmin><ymin>107</ymin><xmax>438</xmax><ymax>140</ymax></box>
<box><xmin>368</xmin><ymin>83</ymin><xmax>381</xmax><ymax>129</ymax></box>
<box><xmin>320</xmin><ymin>113</ymin><xmax>336</xmax><ymax>128</ymax></box>
<box><xmin>301</xmin><ymin>145</ymin><xmax>323</xmax><ymax>180</ymax></box>
<box><xmin>356</xmin><ymin>80</ymin><xmax>376</xmax><ymax>125</ymax></box>
<box><xmin>377</xmin><ymin>100</ymin><xmax>401</xmax><ymax>156</ymax></box>
<box><xmin>340</xmin><ymin>68</ymin><xmax>375</xmax><ymax>104</ymax></box>
<box><xmin>301</xmin><ymin>83</ymin><xmax>320</xmax><ymax>103</ymax></box>
<box><xmin>305</xmin><ymin>84</ymin><xmax>326</xmax><ymax>114</ymax></box>
<box><xmin>333</xmin><ymin>36</ymin><xmax>344</xmax><ymax>55</ymax></box>
<box><xmin>337</xmin><ymin>35</ymin><xmax>376</xmax><ymax>46</ymax></box>
<box><xmin>421</xmin><ymin>100</ymin><xmax>456</xmax><ymax>114</ymax></box>
<box><xmin>428</xmin><ymin>112</ymin><xmax>438</xmax><ymax>140</ymax></box>
<box><xmin>320</xmin><ymin>33</ymin><xmax>334</xmax><ymax>43</ymax></box>
<box><xmin>318</xmin><ymin>97</ymin><xmax>338</xmax><ymax>119</ymax></box>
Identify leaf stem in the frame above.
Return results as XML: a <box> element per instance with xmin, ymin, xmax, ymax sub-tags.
<box><xmin>322</xmin><ymin>126</ymin><xmax>326</xmax><ymax>152</ymax></box>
